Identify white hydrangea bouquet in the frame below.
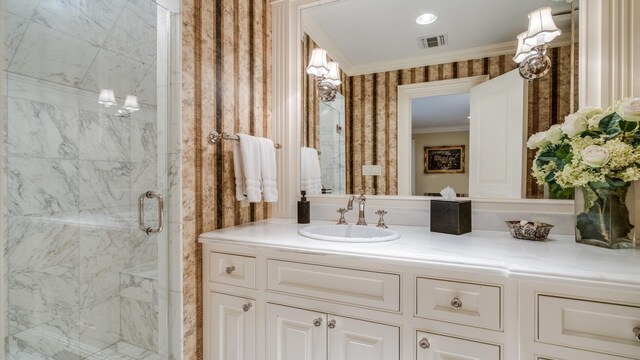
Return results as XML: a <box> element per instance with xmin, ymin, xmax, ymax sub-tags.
<box><xmin>527</xmin><ymin>98</ymin><xmax>640</xmax><ymax>248</ymax></box>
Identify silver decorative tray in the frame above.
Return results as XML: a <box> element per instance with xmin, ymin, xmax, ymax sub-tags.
<box><xmin>505</xmin><ymin>221</ymin><xmax>554</xmax><ymax>241</ymax></box>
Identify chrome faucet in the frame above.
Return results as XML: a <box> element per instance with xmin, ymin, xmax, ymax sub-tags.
<box><xmin>347</xmin><ymin>191</ymin><xmax>367</xmax><ymax>225</ymax></box>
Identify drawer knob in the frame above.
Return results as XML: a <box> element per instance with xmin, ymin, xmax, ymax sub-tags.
<box><xmin>242</xmin><ymin>303</ymin><xmax>252</xmax><ymax>312</ymax></box>
<box><xmin>419</xmin><ymin>337</ymin><xmax>430</xmax><ymax>349</ymax></box>
<box><xmin>328</xmin><ymin>320</ymin><xmax>336</xmax><ymax>329</ymax></box>
<box><xmin>313</xmin><ymin>317</ymin><xmax>323</xmax><ymax>327</ymax></box>
<box><xmin>634</xmin><ymin>327</ymin><xmax>640</xmax><ymax>342</ymax></box>
<box><xmin>451</xmin><ymin>297</ymin><xmax>463</xmax><ymax>309</ymax></box>
<box><xmin>225</xmin><ymin>265</ymin><xmax>236</xmax><ymax>274</ymax></box>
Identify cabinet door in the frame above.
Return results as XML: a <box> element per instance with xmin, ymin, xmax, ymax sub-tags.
<box><xmin>266</xmin><ymin>304</ymin><xmax>327</xmax><ymax>360</ymax></box>
<box><xmin>328</xmin><ymin>316</ymin><xmax>400</xmax><ymax>360</ymax></box>
<box><xmin>416</xmin><ymin>331</ymin><xmax>500</xmax><ymax>360</ymax></box>
<box><xmin>207</xmin><ymin>292</ymin><xmax>255</xmax><ymax>360</ymax></box>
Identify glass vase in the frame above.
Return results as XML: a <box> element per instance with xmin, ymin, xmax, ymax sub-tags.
<box><xmin>574</xmin><ymin>183</ymin><xmax>636</xmax><ymax>249</ymax></box>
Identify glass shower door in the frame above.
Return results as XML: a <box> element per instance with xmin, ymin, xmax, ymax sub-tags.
<box><xmin>1</xmin><ymin>0</ymin><xmax>171</xmax><ymax>359</ymax></box>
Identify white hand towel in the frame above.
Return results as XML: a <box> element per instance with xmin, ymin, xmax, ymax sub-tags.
<box><xmin>301</xmin><ymin>147</ymin><xmax>322</xmax><ymax>195</ymax></box>
<box><xmin>237</xmin><ymin>134</ymin><xmax>262</xmax><ymax>202</ymax></box>
<box><xmin>259</xmin><ymin>137</ymin><xmax>278</xmax><ymax>202</ymax></box>
<box><xmin>233</xmin><ymin>139</ymin><xmax>247</xmax><ymax>201</ymax></box>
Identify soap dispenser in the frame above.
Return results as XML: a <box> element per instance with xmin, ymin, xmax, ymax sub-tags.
<box><xmin>298</xmin><ymin>190</ymin><xmax>310</xmax><ymax>224</ymax></box>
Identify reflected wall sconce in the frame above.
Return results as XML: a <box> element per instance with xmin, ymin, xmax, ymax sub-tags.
<box><xmin>98</xmin><ymin>90</ymin><xmax>140</xmax><ymax>117</ymax></box>
<box><xmin>98</xmin><ymin>89</ymin><xmax>117</xmax><ymax>107</ymax></box>
<box><xmin>513</xmin><ymin>6</ymin><xmax>561</xmax><ymax>80</ymax></box>
<box><xmin>306</xmin><ymin>48</ymin><xmax>342</xmax><ymax>102</ymax></box>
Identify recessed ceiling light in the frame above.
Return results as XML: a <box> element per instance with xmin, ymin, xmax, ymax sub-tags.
<box><xmin>416</xmin><ymin>13</ymin><xmax>437</xmax><ymax>25</ymax></box>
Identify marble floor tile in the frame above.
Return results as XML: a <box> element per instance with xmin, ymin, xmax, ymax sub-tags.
<box><xmin>7</xmin><ymin>97</ymin><xmax>79</xmax><ymax>159</ymax></box>
<box><xmin>33</xmin><ymin>0</ymin><xmax>129</xmax><ymax>46</ymax></box>
<box><xmin>7</xmin><ymin>157</ymin><xmax>79</xmax><ymax>216</ymax></box>
<box><xmin>9</xmin><ymin>23</ymin><xmax>99</xmax><ymax>88</ymax></box>
<box><xmin>8</xmin><ymin>317</ymin><xmax>86</xmax><ymax>360</ymax></box>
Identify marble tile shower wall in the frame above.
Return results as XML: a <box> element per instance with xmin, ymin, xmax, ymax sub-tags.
<box><xmin>2</xmin><ymin>0</ymin><xmax>162</xmax><ymax>359</ymax></box>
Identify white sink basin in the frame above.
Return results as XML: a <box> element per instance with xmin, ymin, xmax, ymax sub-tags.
<box><xmin>298</xmin><ymin>224</ymin><xmax>400</xmax><ymax>243</ymax></box>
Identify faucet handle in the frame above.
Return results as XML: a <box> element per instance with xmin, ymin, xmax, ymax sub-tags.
<box><xmin>375</xmin><ymin>209</ymin><xmax>388</xmax><ymax>229</ymax></box>
<box><xmin>337</xmin><ymin>208</ymin><xmax>348</xmax><ymax>225</ymax></box>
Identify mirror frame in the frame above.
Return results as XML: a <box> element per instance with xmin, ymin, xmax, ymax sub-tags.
<box><xmin>270</xmin><ymin>0</ymin><xmax>639</xmax><ymax>222</ymax></box>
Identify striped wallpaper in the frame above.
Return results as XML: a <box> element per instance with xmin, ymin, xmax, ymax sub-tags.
<box><xmin>303</xmin><ymin>35</ymin><xmax>578</xmax><ymax>197</ymax></box>
<box><xmin>182</xmin><ymin>0</ymin><xmax>272</xmax><ymax>358</ymax></box>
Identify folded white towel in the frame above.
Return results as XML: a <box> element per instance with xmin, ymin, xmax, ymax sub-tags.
<box><xmin>301</xmin><ymin>147</ymin><xmax>322</xmax><ymax>195</ymax></box>
<box><xmin>237</xmin><ymin>134</ymin><xmax>262</xmax><ymax>202</ymax></box>
<box><xmin>259</xmin><ymin>137</ymin><xmax>278</xmax><ymax>202</ymax></box>
<box><xmin>233</xmin><ymin>139</ymin><xmax>246</xmax><ymax>201</ymax></box>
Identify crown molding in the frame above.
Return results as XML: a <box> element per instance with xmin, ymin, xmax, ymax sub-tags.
<box><xmin>300</xmin><ymin>16</ymin><xmax>574</xmax><ymax>77</ymax></box>
<box><xmin>348</xmin><ymin>32</ymin><xmax>573</xmax><ymax>76</ymax></box>
<box><xmin>412</xmin><ymin>125</ymin><xmax>469</xmax><ymax>134</ymax></box>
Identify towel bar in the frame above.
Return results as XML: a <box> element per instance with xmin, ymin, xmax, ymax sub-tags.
<box><xmin>208</xmin><ymin>131</ymin><xmax>282</xmax><ymax>149</ymax></box>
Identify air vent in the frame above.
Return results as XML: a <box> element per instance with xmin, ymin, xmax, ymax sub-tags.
<box><xmin>417</xmin><ymin>34</ymin><xmax>448</xmax><ymax>50</ymax></box>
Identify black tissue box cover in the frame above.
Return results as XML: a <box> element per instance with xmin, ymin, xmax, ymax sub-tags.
<box><xmin>430</xmin><ymin>199</ymin><xmax>472</xmax><ymax>235</ymax></box>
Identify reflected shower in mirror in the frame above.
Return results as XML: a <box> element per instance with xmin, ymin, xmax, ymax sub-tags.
<box><xmin>300</xmin><ymin>0</ymin><xmax>578</xmax><ymax>199</ymax></box>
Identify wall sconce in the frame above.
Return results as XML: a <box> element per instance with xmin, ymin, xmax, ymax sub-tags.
<box><xmin>513</xmin><ymin>6</ymin><xmax>561</xmax><ymax>80</ymax></box>
<box><xmin>306</xmin><ymin>48</ymin><xmax>342</xmax><ymax>102</ymax></box>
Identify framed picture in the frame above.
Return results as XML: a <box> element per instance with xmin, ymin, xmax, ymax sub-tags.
<box><xmin>424</xmin><ymin>145</ymin><xmax>465</xmax><ymax>174</ymax></box>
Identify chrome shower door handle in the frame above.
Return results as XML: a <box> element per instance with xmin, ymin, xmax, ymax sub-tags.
<box><xmin>138</xmin><ymin>191</ymin><xmax>164</xmax><ymax>234</ymax></box>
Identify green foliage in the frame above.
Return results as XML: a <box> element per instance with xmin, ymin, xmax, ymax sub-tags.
<box><xmin>599</xmin><ymin>113</ymin><xmax>623</xmax><ymax>137</ymax></box>
<box><xmin>536</xmin><ymin>143</ymin><xmax>572</xmax><ymax>171</ymax></box>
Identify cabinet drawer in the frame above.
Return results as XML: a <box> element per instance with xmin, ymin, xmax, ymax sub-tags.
<box><xmin>416</xmin><ymin>331</ymin><xmax>500</xmax><ymax>360</ymax></box>
<box><xmin>209</xmin><ymin>252</ymin><xmax>256</xmax><ymax>289</ymax></box>
<box><xmin>538</xmin><ymin>295</ymin><xmax>640</xmax><ymax>359</ymax></box>
<box><xmin>416</xmin><ymin>277</ymin><xmax>501</xmax><ymax>330</ymax></box>
<box><xmin>267</xmin><ymin>260</ymin><xmax>400</xmax><ymax>311</ymax></box>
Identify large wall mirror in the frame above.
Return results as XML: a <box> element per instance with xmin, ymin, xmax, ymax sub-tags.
<box><xmin>299</xmin><ymin>0</ymin><xmax>578</xmax><ymax>200</ymax></box>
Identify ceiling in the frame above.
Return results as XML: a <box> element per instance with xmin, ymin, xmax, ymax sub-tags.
<box><xmin>411</xmin><ymin>93</ymin><xmax>470</xmax><ymax>131</ymax></box>
<box><xmin>304</xmin><ymin>0</ymin><xmax>572</xmax><ymax>71</ymax></box>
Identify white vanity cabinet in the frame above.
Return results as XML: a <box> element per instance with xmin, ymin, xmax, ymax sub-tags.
<box><xmin>206</xmin><ymin>292</ymin><xmax>256</xmax><ymax>360</ymax></box>
<box><xmin>200</xmin><ymin>221</ymin><xmax>640</xmax><ymax>360</ymax></box>
<box><xmin>519</xmin><ymin>280</ymin><xmax>640</xmax><ymax>360</ymax></box>
<box><xmin>415</xmin><ymin>331</ymin><xmax>500</xmax><ymax>360</ymax></box>
<box><xmin>267</xmin><ymin>304</ymin><xmax>399</xmax><ymax>360</ymax></box>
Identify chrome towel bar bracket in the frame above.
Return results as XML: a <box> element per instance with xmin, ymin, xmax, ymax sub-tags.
<box><xmin>209</xmin><ymin>131</ymin><xmax>282</xmax><ymax>149</ymax></box>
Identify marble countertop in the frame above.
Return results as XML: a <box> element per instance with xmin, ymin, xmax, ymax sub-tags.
<box><xmin>199</xmin><ymin>219</ymin><xmax>640</xmax><ymax>288</ymax></box>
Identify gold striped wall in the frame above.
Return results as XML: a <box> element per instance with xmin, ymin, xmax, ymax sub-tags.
<box><xmin>303</xmin><ymin>39</ymin><xmax>577</xmax><ymax>197</ymax></box>
<box><xmin>182</xmin><ymin>0</ymin><xmax>271</xmax><ymax>358</ymax></box>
